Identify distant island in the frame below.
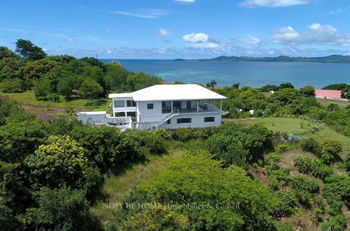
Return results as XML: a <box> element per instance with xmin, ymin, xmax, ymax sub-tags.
<box><xmin>181</xmin><ymin>55</ymin><xmax>350</xmax><ymax>63</ymax></box>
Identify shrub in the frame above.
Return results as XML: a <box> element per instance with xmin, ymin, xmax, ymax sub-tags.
<box><xmin>33</xmin><ymin>78</ymin><xmax>52</xmax><ymax>98</ymax></box>
<box><xmin>78</xmin><ymin>78</ymin><xmax>104</xmax><ymax>99</ymax></box>
<box><xmin>320</xmin><ymin>139</ymin><xmax>342</xmax><ymax>165</ymax></box>
<box><xmin>268</xmin><ymin>168</ymin><xmax>291</xmax><ymax>190</ymax></box>
<box><xmin>290</xmin><ymin>176</ymin><xmax>319</xmax><ymax>205</ymax></box>
<box><xmin>172</xmin><ymin>127</ymin><xmax>195</xmax><ymax>141</ymax></box>
<box><xmin>0</xmin><ymin>78</ymin><xmax>25</xmax><ymax>93</ymax></box>
<box><xmin>300</xmin><ymin>138</ymin><xmax>321</xmax><ymax>155</ymax></box>
<box><xmin>276</xmin><ymin>143</ymin><xmax>289</xmax><ymax>153</ymax></box>
<box><xmin>320</xmin><ymin>215</ymin><xmax>347</xmax><ymax>231</ymax></box>
<box><xmin>272</xmin><ymin>189</ymin><xmax>298</xmax><ymax>218</ymax></box>
<box><xmin>294</xmin><ymin>157</ymin><xmax>333</xmax><ymax>180</ymax></box>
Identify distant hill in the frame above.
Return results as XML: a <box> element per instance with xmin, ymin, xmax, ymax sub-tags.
<box><xmin>196</xmin><ymin>55</ymin><xmax>350</xmax><ymax>63</ymax></box>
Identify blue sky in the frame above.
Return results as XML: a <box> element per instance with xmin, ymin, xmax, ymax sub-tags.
<box><xmin>1</xmin><ymin>0</ymin><xmax>350</xmax><ymax>58</ymax></box>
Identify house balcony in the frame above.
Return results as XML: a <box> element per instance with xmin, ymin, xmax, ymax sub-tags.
<box><xmin>162</xmin><ymin>103</ymin><xmax>224</xmax><ymax>114</ymax></box>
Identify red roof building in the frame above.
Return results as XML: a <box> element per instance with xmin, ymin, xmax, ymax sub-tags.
<box><xmin>315</xmin><ymin>89</ymin><xmax>342</xmax><ymax>99</ymax></box>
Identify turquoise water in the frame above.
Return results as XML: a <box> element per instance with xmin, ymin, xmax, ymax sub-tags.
<box><xmin>106</xmin><ymin>59</ymin><xmax>350</xmax><ymax>88</ymax></box>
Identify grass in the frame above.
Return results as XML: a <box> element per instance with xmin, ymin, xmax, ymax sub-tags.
<box><xmin>316</xmin><ymin>98</ymin><xmax>350</xmax><ymax>108</ymax></box>
<box><xmin>234</xmin><ymin>117</ymin><xmax>350</xmax><ymax>154</ymax></box>
<box><xmin>0</xmin><ymin>91</ymin><xmax>110</xmax><ymax>111</ymax></box>
<box><xmin>90</xmin><ymin>145</ymin><xmax>194</xmax><ymax>226</ymax></box>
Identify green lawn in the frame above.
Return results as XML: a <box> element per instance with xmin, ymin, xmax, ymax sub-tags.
<box><xmin>234</xmin><ymin>117</ymin><xmax>350</xmax><ymax>154</ymax></box>
<box><xmin>0</xmin><ymin>91</ymin><xmax>110</xmax><ymax>111</ymax></box>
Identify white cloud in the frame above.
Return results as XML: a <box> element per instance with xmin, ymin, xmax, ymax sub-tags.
<box><xmin>66</xmin><ymin>36</ymin><xmax>77</xmax><ymax>43</ymax></box>
<box><xmin>271</xmin><ymin>26</ymin><xmax>300</xmax><ymax>43</ymax></box>
<box><xmin>236</xmin><ymin>36</ymin><xmax>261</xmax><ymax>45</ymax></box>
<box><xmin>271</xmin><ymin>23</ymin><xmax>350</xmax><ymax>46</ymax></box>
<box><xmin>239</xmin><ymin>0</ymin><xmax>310</xmax><ymax>8</ymax></box>
<box><xmin>175</xmin><ymin>0</ymin><xmax>196</xmax><ymax>3</ymax></box>
<box><xmin>159</xmin><ymin>28</ymin><xmax>172</xmax><ymax>36</ymax></box>
<box><xmin>111</xmin><ymin>9</ymin><xmax>167</xmax><ymax>19</ymax></box>
<box><xmin>182</xmin><ymin>33</ymin><xmax>218</xmax><ymax>48</ymax></box>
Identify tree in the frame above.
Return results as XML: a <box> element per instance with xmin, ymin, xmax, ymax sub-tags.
<box><xmin>299</xmin><ymin>86</ymin><xmax>315</xmax><ymax>97</ymax></box>
<box><xmin>0</xmin><ymin>120</ymin><xmax>46</xmax><ymax>163</ymax></box>
<box><xmin>206</xmin><ymin>80</ymin><xmax>217</xmax><ymax>88</ymax></box>
<box><xmin>15</xmin><ymin>39</ymin><xmax>47</xmax><ymax>60</ymax></box>
<box><xmin>29</xmin><ymin>187</ymin><xmax>100</xmax><ymax>231</ymax></box>
<box><xmin>0</xmin><ymin>78</ymin><xmax>25</xmax><ymax>93</ymax></box>
<box><xmin>0</xmin><ymin>47</ymin><xmax>19</xmax><ymax>60</ymax></box>
<box><xmin>279</xmin><ymin>83</ymin><xmax>294</xmax><ymax>89</ymax></box>
<box><xmin>78</xmin><ymin>78</ymin><xmax>104</xmax><ymax>98</ymax></box>
<box><xmin>24</xmin><ymin>135</ymin><xmax>100</xmax><ymax>191</ymax></box>
<box><xmin>33</xmin><ymin>78</ymin><xmax>53</xmax><ymax>98</ymax></box>
<box><xmin>114</xmin><ymin>153</ymin><xmax>278</xmax><ymax>231</ymax></box>
<box><xmin>70</xmin><ymin>126</ymin><xmax>143</xmax><ymax>172</ymax></box>
<box><xmin>57</xmin><ymin>76</ymin><xmax>81</xmax><ymax>98</ymax></box>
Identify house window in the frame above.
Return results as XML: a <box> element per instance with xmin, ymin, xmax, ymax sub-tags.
<box><xmin>162</xmin><ymin>101</ymin><xmax>172</xmax><ymax>114</ymax></box>
<box><xmin>127</xmin><ymin>100</ymin><xmax>136</xmax><ymax>107</ymax></box>
<box><xmin>114</xmin><ymin>100</ymin><xmax>125</xmax><ymax>108</ymax></box>
<box><xmin>204</xmin><ymin>117</ymin><xmax>215</xmax><ymax>122</ymax></box>
<box><xmin>167</xmin><ymin>119</ymin><xmax>171</xmax><ymax>124</ymax></box>
<box><xmin>147</xmin><ymin>103</ymin><xmax>154</xmax><ymax>109</ymax></box>
<box><xmin>177</xmin><ymin>118</ymin><xmax>191</xmax><ymax>124</ymax></box>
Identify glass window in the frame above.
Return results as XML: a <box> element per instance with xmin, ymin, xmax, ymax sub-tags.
<box><xmin>204</xmin><ymin>117</ymin><xmax>215</xmax><ymax>122</ymax></box>
<box><xmin>114</xmin><ymin>100</ymin><xmax>125</xmax><ymax>108</ymax></box>
<box><xmin>162</xmin><ymin>101</ymin><xmax>172</xmax><ymax>113</ymax></box>
<box><xmin>177</xmin><ymin>118</ymin><xmax>191</xmax><ymax>124</ymax></box>
<box><xmin>167</xmin><ymin>119</ymin><xmax>171</xmax><ymax>124</ymax></box>
<box><xmin>147</xmin><ymin>103</ymin><xmax>154</xmax><ymax>109</ymax></box>
<box><xmin>127</xmin><ymin>100</ymin><xmax>136</xmax><ymax>107</ymax></box>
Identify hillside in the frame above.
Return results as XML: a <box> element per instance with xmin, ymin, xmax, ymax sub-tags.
<box><xmin>196</xmin><ymin>55</ymin><xmax>350</xmax><ymax>63</ymax></box>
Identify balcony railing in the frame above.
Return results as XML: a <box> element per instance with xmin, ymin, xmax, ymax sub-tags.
<box><xmin>162</xmin><ymin>103</ymin><xmax>222</xmax><ymax>114</ymax></box>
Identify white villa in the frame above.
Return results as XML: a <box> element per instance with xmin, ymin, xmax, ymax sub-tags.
<box><xmin>78</xmin><ymin>84</ymin><xmax>227</xmax><ymax>130</ymax></box>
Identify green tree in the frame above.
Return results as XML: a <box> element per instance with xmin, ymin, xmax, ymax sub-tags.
<box><xmin>78</xmin><ymin>78</ymin><xmax>104</xmax><ymax>99</ymax></box>
<box><xmin>299</xmin><ymin>86</ymin><xmax>315</xmax><ymax>97</ymax></box>
<box><xmin>33</xmin><ymin>78</ymin><xmax>53</xmax><ymax>98</ymax></box>
<box><xmin>57</xmin><ymin>76</ymin><xmax>81</xmax><ymax>98</ymax></box>
<box><xmin>113</xmin><ymin>153</ymin><xmax>278</xmax><ymax>231</ymax></box>
<box><xmin>15</xmin><ymin>39</ymin><xmax>47</xmax><ymax>60</ymax></box>
<box><xmin>0</xmin><ymin>47</ymin><xmax>19</xmax><ymax>59</ymax></box>
<box><xmin>0</xmin><ymin>78</ymin><xmax>25</xmax><ymax>93</ymax></box>
<box><xmin>206</xmin><ymin>80</ymin><xmax>217</xmax><ymax>88</ymax></box>
<box><xmin>70</xmin><ymin>126</ymin><xmax>143</xmax><ymax>172</ymax></box>
<box><xmin>29</xmin><ymin>187</ymin><xmax>101</xmax><ymax>231</ymax></box>
<box><xmin>24</xmin><ymin>135</ymin><xmax>100</xmax><ymax>191</ymax></box>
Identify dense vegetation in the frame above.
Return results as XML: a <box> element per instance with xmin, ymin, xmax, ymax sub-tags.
<box><xmin>0</xmin><ymin>40</ymin><xmax>162</xmax><ymax>102</ymax></box>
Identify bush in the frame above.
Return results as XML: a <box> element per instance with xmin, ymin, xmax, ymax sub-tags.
<box><xmin>320</xmin><ymin>215</ymin><xmax>347</xmax><ymax>231</ymax></box>
<box><xmin>272</xmin><ymin>189</ymin><xmax>298</xmax><ymax>218</ymax></box>
<box><xmin>290</xmin><ymin>176</ymin><xmax>319</xmax><ymax>205</ymax></box>
<box><xmin>294</xmin><ymin>157</ymin><xmax>333</xmax><ymax>180</ymax></box>
<box><xmin>276</xmin><ymin>143</ymin><xmax>289</xmax><ymax>153</ymax></box>
<box><xmin>172</xmin><ymin>127</ymin><xmax>195</xmax><ymax>141</ymax></box>
<box><xmin>78</xmin><ymin>78</ymin><xmax>104</xmax><ymax>99</ymax></box>
<box><xmin>33</xmin><ymin>78</ymin><xmax>52</xmax><ymax>98</ymax></box>
<box><xmin>320</xmin><ymin>139</ymin><xmax>342</xmax><ymax>165</ymax></box>
<box><xmin>0</xmin><ymin>78</ymin><xmax>25</xmax><ymax>93</ymax></box>
<box><xmin>268</xmin><ymin>168</ymin><xmax>291</xmax><ymax>190</ymax></box>
<box><xmin>300</xmin><ymin>138</ymin><xmax>321</xmax><ymax>155</ymax></box>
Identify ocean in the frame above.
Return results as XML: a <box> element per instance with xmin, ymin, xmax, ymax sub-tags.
<box><xmin>103</xmin><ymin>59</ymin><xmax>350</xmax><ymax>89</ymax></box>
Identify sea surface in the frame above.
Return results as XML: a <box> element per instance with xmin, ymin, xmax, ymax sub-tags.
<box><xmin>103</xmin><ymin>59</ymin><xmax>350</xmax><ymax>88</ymax></box>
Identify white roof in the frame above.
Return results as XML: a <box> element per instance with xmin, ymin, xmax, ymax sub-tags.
<box><xmin>108</xmin><ymin>84</ymin><xmax>226</xmax><ymax>101</ymax></box>
<box><xmin>108</xmin><ymin>92</ymin><xmax>134</xmax><ymax>98</ymax></box>
<box><xmin>77</xmin><ymin>111</ymin><xmax>106</xmax><ymax>115</ymax></box>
